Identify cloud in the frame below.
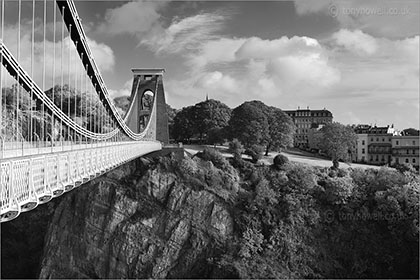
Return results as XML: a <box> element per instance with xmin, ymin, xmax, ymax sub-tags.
<box><xmin>235</xmin><ymin>36</ymin><xmax>322</xmax><ymax>60</ymax></box>
<box><xmin>140</xmin><ymin>12</ymin><xmax>226</xmax><ymax>54</ymax></box>
<box><xmin>332</xmin><ymin>29</ymin><xmax>378</xmax><ymax>55</ymax></box>
<box><xmin>163</xmin><ymin>34</ymin><xmax>341</xmax><ymax>109</ymax></box>
<box><xmin>187</xmin><ymin>37</ymin><xmax>246</xmax><ymax>70</ymax></box>
<box><xmin>97</xmin><ymin>0</ymin><xmax>165</xmax><ymax>36</ymax></box>
<box><xmin>96</xmin><ymin>0</ymin><xmax>227</xmax><ymax>57</ymax></box>
<box><xmin>108</xmin><ymin>79</ymin><xmax>132</xmax><ymax>98</ymax></box>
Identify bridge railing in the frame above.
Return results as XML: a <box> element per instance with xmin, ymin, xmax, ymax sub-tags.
<box><xmin>0</xmin><ymin>141</ymin><xmax>162</xmax><ymax>222</ymax></box>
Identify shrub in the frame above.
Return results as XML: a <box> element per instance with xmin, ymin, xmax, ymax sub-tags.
<box><xmin>197</xmin><ymin>147</ymin><xmax>229</xmax><ymax>170</ymax></box>
<box><xmin>273</xmin><ymin>154</ymin><xmax>289</xmax><ymax>170</ymax></box>
<box><xmin>229</xmin><ymin>139</ymin><xmax>244</xmax><ymax>160</ymax></box>
<box><xmin>323</xmin><ymin>176</ymin><xmax>355</xmax><ymax>204</ymax></box>
<box><xmin>394</xmin><ymin>163</ymin><xmax>417</xmax><ymax>174</ymax></box>
<box><xmin>245</xmin><ymin>144</ymin><xmax>264</xmax><ymax>163</ymax></box>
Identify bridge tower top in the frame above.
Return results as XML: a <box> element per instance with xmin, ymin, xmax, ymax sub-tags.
<box><xmin>131</xmin><ymin>69</ymin><xmax>165</xmax><ymax>76</ymax></box>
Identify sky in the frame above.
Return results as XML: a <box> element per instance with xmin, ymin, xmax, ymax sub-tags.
<box><xmin>1</xmin><ymin>0</ymin><xmax>419</xmax><ymax>130</ymax></box>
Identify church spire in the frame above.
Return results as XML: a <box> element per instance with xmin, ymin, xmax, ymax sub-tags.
<box><xmin>206</xmin><ymin>93</ymin><xmax>209</xmax><ymax>101</ymax></box>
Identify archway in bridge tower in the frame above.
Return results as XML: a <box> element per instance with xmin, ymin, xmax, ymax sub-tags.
<box><xmin>138</xmin><ymin>90</ymin><xmax>154</xmax><ymax>132</ymax></box>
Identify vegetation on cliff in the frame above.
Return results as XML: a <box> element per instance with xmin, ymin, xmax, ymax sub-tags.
<box><xmin>1</xmin><ymin>149</ymin><xmax>419</xmax><ymax>279</ymax></box>
<box><xmin>219</xmin><ymin>153</ymin><xmax>419</xmax><ymax>278</ymax></box>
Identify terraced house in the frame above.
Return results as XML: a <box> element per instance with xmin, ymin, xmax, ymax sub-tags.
<box><xmin>391</xmin><ymin>133</ymin><xmax>419</xmax><ymax>170</ymax></box>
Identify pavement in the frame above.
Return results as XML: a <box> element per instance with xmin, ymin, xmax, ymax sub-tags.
<box><xmin>183</xmin><ymin>145</ymin><xmax>381</xmax><ymax>170</ymax></box>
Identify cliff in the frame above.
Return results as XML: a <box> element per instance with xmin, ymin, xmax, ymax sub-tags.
<box><xmin>38</xmin><ymin>154</ymin><xmax>239</xmax><ymax>279</ymax></box>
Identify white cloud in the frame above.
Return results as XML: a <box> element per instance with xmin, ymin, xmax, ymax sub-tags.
<box><xmin>108</xmin><ymin>79</ymin><xmax>132</xmax><ymax>98</ymax></box>
<box><xmin>97</xmin><ymin>0</ymin><xmax>165</xmax><ymax>36</ymax></box>
<box><xmin>332</xmin><ymin>29</ymin><xmax>378</xmax><ymax>55</ymax></box>
<box><xmin>140</xmin><ymin>12</ymin><xmax>226</xmax><ymax>54</ymax></box>
<box><xmin>235</xmin><ymin>36</ymin><xmax>322</xmax><ymax>60</ymax></box>
<box><xmin>187</xmin><ymin>37</ymin><xmax>246</xmax><ymax>70</ymax></box>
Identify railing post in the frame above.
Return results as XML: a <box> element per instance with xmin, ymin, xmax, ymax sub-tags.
<box><xmin>34</xmin><ymin>133</ymin><xmax>40</xmax><ymax>154</ymax></box>
<box><xmin>17</xmin><ymin>131</ymin><xmax>25</xmax><ymax>157</ymax></box>
<box><xmin>0</xmin><ymin>136</ymin><xmax>4</xmax><ymax>159</ymax></box>
<box><xmin>58</xmin><ymin>133</ymin><xmax>64</xmax><ymax>152</ymax></box>
<box><xmin>46</xmin><ymin>133</ymin><xmax>53</xmax><ymax>153</ymax></box>
<box><xmin>68</xmin><ymin>135</ymin><xmax>73</xmax><ymax>151</ymax></box>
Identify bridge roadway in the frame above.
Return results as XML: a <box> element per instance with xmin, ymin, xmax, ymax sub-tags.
<box><xmin>1</xmin><ymin>141</ymin><xmax>134</xmax><ymax>159</ymax></box>
<box><xmin>0</xmin><ymin>140</ymin><xmax>162</xmax><ymax>222</ymax></box>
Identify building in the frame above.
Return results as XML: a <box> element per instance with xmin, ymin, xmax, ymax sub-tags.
<box><xmin>354</xmin><ymin>124</ymin><xmax>371</xmax><ymax>163</ymax></box>
<box><xmin>354</xmin><ymin>124</ymin><xmax>405</xmax><ymax>166</ymax></box>
<box><xmin>284</xmin><ymin>107</ymin><xmax>333</xmax><ymax>149</ymax></box>
<box><xmin>367</xmin><ymin>125</ymin><xmax>395</xmax><ymax>165</ymax></box>
<box><xmin>391</xmin><ymin>134</ymin><xmax>419</xmax><ymax>170</ymax></box>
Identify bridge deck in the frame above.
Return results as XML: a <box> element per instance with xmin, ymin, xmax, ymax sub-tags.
<box><xmin>0</xmin><ymin>141</ymin><xmax>162</xmax><ymax>222</ymax></box>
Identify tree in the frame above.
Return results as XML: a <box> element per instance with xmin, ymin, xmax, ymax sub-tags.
<box><xmin>265</xmin><ymin>107</ymin><xmax>295</xmax><ymax>155</ymax></box>
<box><xmin>166</xmin><ymin>104</ymin><xmax>178</xmax><ymax>141</ymax></box>
<box><xmin>192</xmin><ymin>99</ymin><xmax>231</xmax><ymax>142</ymax></box>
<box><xmin>245</xmin><ymin>144</ymin><xmax>264</xmax><ymax>163</ymax></box>
<box><xmin>318</xmin><ymin>122</ymin><xmax>357</xmax><ymax>167</ymax></box>
<box><xmin>207</xmin><ymin>127</ymin><xmax>226</xmax><ymax>145</ymax></box>
<box><xmin>401</xmin><ymin>128</ymin><xmax>419</xmax><ymax>136</ymax></box>
<box><xmin>172</xmin><ymin>106</ymin><xmax>196</xmax><ymax>142</ymax></box>
<box><xmin>227</xmin><ymin>101</ymin><xmax>295</xmax><ymax>155</ymax></box>
<box><xmin>227</xmin><ymin>101</ymin><xmax>269</xmax><ymax>148</ymax></box>
<box><xmin>229</xmin><ymin>139</ymin><xmax>244</xmax><ymax>161</ymax></box>
<box><xmin>170</xmin><ymin>99</ymin><xmax>231</xmax><ymax>143</ymax></box>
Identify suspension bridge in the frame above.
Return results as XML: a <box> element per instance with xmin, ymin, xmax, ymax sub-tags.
<box><xmin>0</xmin><ymin>0</ymin><xmax>169</xmax><ymax>222</ymax></box>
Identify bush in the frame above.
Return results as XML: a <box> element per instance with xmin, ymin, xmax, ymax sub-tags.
<box><xmin>323</xmin><ymin>176</ymin><xmax>355</xmax><ymax>204</ymax></box>
<box><xmin>273</xmin><ymin>154</ymin><xmax>289</xmax><ymax>169</ymax></box>
<box><xmin>197</xmin><ymin>148</ymin><xmax>229</xmax><ymax>170</ymax></box>
<box><xmin>245</xmin><ymin>144</ymin><xmax>264</xmax><ymax>163</ymax></box>
<box><xmin>394</xmin><ymin>163</ymin><xmax>417</xmax><ymax>174</ymax></box>
<box><xmin>229</xmin><ymin>139</ymin><xmax>244</xmax><ymax>161</ymax></box>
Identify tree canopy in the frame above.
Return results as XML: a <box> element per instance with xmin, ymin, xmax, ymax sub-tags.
<box><xmin>227</xmin><ymin>101</ymin><xmax>295</xmax><ymax>155</ymax></box>
<box><xmin>402</xmin><ymin>128</ymin><xmax>420</xmax><ymax>136</ymax></box>
<box><xmin>171</xmin><ymin>99</ymin><xmax>231</xmax><ymax>143</ymax></box>
<box><xmin>228</xmin><ymin>101</ymin><xmax>269</xmax><ymax>148</ymax></box>
<box><xmin>318</xmin><ymin>122</ymin><xmax>357</xmax><ymax>166</ymax></box>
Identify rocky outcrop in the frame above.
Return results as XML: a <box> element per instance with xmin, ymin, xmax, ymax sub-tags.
<box><xmin>39</xmin><ymin>156</ymin><xmax>238</xmax><ymax>279</ymax></box>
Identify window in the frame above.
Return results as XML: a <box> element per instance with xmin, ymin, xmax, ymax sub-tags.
<box><xmin>396</xmin><ymin>141</ymin><xmax>399</xmax><ymax>145</ymax></box>
<box><xmin>396</xmin><ymin>158</ymin><xmax>399</xmax><ymax>164</ymax></box>
<box><xmin>371</xmin><ymin>138</ymin><xmax>374</xmax><ymax>141</ymax></box>
<box><xmin>413</xmin><ymin>141</ymin><xmax>416</xmax><ymax>145</ymax></box>
<box><xmin>382</xmin><ymin>138</ymin><xmax>385</xmax><ymax>142</ymax></box>
<box><xmin>407</xmin><ymin>149</ymin><xmax>409</xmax><ymax>154</ymax></box>
<box><xmin>413</xmin><ymin>150</ymin><xmax>416</xmax><ymax>154</ymax></box>
<box><xmin>362</xmin><ymin>148</ymin><xmax>365</xmax><ymax>154</ymax></box>
<box><xmin>406</xmin><ymin>158</ymin><xmax>409</xmax><ymax>163</ymax></box>
<box><xmin>413</xmin><ymin>158</ymin><xmax>416</xmax><ymax>163</ymax></box>
<box><xmin>376</xmin><ymin>138</ymin><xmax>379</xmax><ymax>141</ymax></box>
<box><xmin>362</xmin><ymin>140</ymin><xmax>365</xmax><ymax>145</ymax></box>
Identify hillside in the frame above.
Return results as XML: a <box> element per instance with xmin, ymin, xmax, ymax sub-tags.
<box><xmin>1</xmin><ymin>150</ymin><xmax>419</xmax><ymax>278</ymax></box>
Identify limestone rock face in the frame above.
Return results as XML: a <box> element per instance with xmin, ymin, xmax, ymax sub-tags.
<box><xmin>38</xmin><ymin>157</ymin><xmax>236</xmax><ymax>279</ymax></box>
